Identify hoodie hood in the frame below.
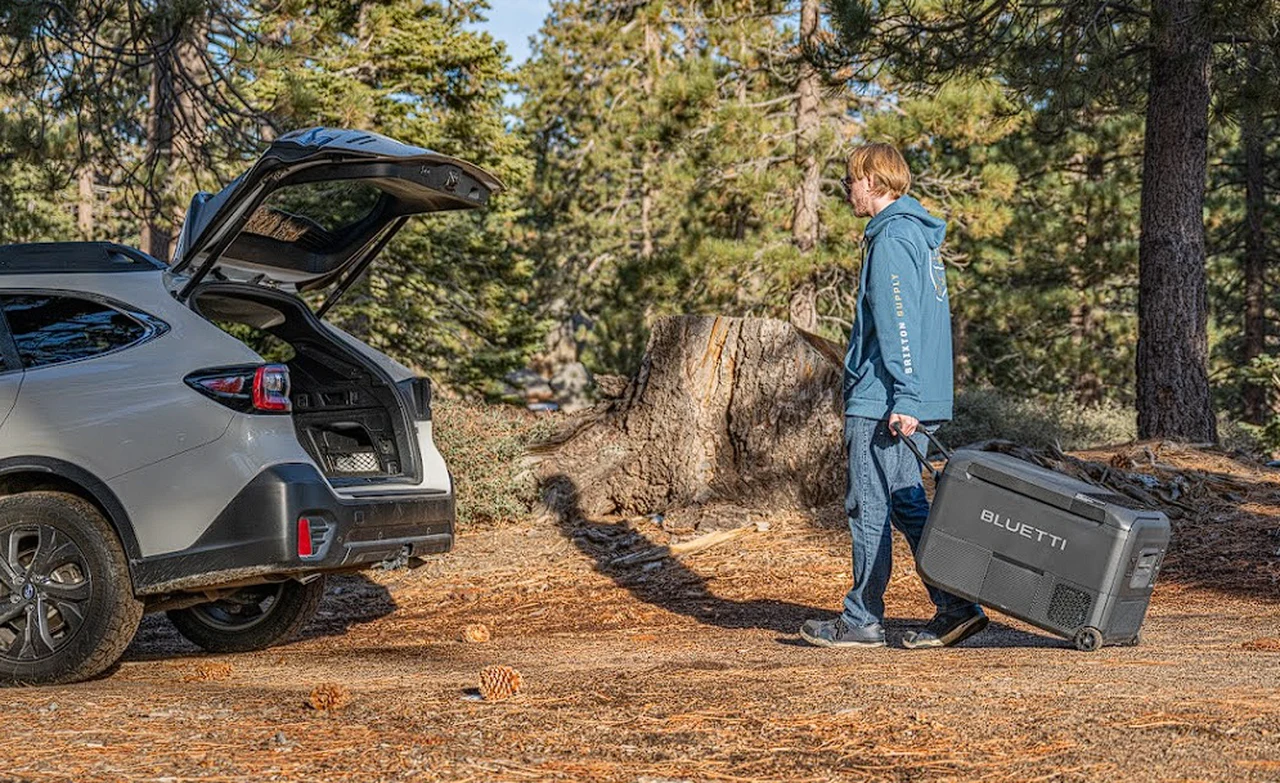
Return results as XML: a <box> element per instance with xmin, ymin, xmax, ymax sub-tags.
<box><xmin>864</xmin><ymin>195</ymin><xmax>946</xmax><ymax>249</ymax></box>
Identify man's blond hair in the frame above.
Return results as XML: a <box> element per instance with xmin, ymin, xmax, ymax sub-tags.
<box><xmin>848</xmin><ymin>143</ymin><xmax>911</xmax><ymax>199</ymax></box>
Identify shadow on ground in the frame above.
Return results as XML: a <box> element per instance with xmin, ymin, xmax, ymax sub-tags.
<box><xmin>542</xmin><ymin>474</ymin><xmax>820</xmax><ymax>635</ymax></box>
<box><xmin>123</xmin><ymin>573</ymin><xmax>396</xmax><ymax>662</ymax></box>
<box><xmin>543</xmin><ymin>473</ymin><xmax>1082</xmax><ymax>648</ymax></box>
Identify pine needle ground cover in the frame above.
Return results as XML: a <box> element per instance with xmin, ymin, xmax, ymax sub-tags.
<box><xmin>1</xmin><ymin>435</ymin><xmax>1278</xmax><ymax>781</ymax></box>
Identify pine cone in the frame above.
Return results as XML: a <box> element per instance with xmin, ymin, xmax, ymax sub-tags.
<box><xmin>462</xmin><ymin>623</ymin><xmax>491</xmax><ymax>643</ymax></box>
<box><xmin>479</xmin><ymin>665</ymin><xmax>523</xmax><ymax>701</ymax></box>
<box><xmin>308</xmin><ymin>683</ymin><xmax>352</xmax><ymax>712</ymax></box>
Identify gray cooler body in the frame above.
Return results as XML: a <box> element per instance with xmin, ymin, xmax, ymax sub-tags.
<box><xmin>917</xmin><ymin>449</ymin><xmax>1171</xmax><ymax>650</ymax></box>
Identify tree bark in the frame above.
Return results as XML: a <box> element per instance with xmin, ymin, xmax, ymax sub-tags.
<box><xmin>77</xmin><ymin>167</ymin><xmax>95</xmax><ymax>238</ymax></box>
<box><xmin>142</xmin><ymin>6</ymin><xmax>208</xmax><ymax>262</ymax></box>
<box><xmin>141</xmin><ymin>14</ymin><xmax>177</xmax><ymax>260</ymax></box>
<box><xmin>1135</xmin><ymin>0</ymin><xmax>1217</xmax><ymax>442</ymax></box>
<box><xmin>788</xmin><ymin>278</ymin><xmax>818</xmax><ymax>332</ymax></box>
<box><xmin>1071</xmin><ymin>149</ymin><xmax>1104</xmax><ymax>405</ymax></box>
<box><xmin>534</xmin><ymin>315</ymin><xmax>845</xmax><ymax>518</ymax></box>
<box><xmin>638</xmin><ymin>21</ymin><xmax>659</xmax><ymax>262</ymax></box>
<box><xmin>790</xmin><ymin>0</ymin><xmax>821</xmax><ymax>255</ymax></box>
<box><xmin>787</xmin><ymin>0</ymin><xmax>822</xmax><ymax>333</ymax></box>
<box><xmin>1241</xmin><ymin>46</ymin><xmax>1269</xmax><ymax>425</ymax></box>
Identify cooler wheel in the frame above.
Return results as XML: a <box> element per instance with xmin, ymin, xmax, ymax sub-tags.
<box><xmin>1073</xmin><ymin>626</ymin><xmax>1103</xmax><ymax>652</ymax></box>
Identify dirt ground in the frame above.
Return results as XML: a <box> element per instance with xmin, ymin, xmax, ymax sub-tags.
<box><xmin>2</xmin><ymin>444</ymin><xmax>1279</xmax><ymax>783</ymax></box>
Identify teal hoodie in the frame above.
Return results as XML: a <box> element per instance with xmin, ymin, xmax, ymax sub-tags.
<box><xmin>843</xmin><ymin>195</ymin><xmax>954</xmax><ymax>422</ymax></box>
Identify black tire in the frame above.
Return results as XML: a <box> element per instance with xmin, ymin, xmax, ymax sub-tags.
<box><xmin>0</xmin><ymin>491</ymin><xmax>143</xmax><ymax>686</ymax></box>
<box><xmin>167</xmin><ymin>577</ymin><xmax>325</xmax><ymax>653</ymax></box>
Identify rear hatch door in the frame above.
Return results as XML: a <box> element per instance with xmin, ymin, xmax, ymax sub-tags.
<box><xmin>170</xmin><ymin>127</ymin><xmax>503</xmax><ymax>299</ymax></box>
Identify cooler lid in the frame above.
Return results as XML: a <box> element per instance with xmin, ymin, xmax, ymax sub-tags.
<box><xmin>956</xmin><ymin>450</ymin><xmax>1155</xmax><ymax>526</ymax></box>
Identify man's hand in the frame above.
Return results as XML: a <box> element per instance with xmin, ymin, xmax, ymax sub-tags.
<box><xmin>889</xmin><ymin>412</ymin><xmax>919</xmax><ymax>437</ymax></box>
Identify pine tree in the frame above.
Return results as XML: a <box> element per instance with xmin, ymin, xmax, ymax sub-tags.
<box><xmin>251</xmin><ymin>0</ymin><xmax>542</xmax><ymax>393</ymax></box>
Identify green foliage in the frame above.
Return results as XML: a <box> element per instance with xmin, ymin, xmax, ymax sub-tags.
<box><xmin>431</xmin><ymin>399</ymin><xmax>558</xmax><ymax>528</ymax></box>
<box><xmin>3</xmin><ymin>0</ymin><xmax>1279</xmax><ymax>437</ymax></box>
<box><xmin>0</xmin><ymin>0</ymin><xmax>543</xmax><ymax>395</ymax></box>
<box><xmin>251</xmin><ymin>0</ymin><xmax>545</xmax><ymax>394</ymax></box>
<box><xmin>0</xmin><ymin>159</ymin><xmax>77</xmax><ymax>243</ymax></box>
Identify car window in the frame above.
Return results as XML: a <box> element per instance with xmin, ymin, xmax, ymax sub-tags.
<box><xmin>243</xmin><ymin>181</ymin><xmax>384</xmax><ymax>245</ymax></box>
<box><xmin>0</xmin><ymin>295</ymin><xmax>147</xmax><ymax>369</ymax></box>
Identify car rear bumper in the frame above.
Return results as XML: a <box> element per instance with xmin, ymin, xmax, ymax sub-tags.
<box><xmin>131</xmin><ymin>463</ymin><xmax>454</xmax><ymax>595</ymax></box>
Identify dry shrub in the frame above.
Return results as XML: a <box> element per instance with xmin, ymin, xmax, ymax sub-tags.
<box><xmin>943</xmin><ymin>388</ymin><xmax>1136</xmax><ymax>451</ymax></box>
<box><xmin>432</xmin><ymin>399</ymin><xmax>558</xmax><ymax>529</ymax></box>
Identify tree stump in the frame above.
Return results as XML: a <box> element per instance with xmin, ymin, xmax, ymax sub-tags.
<box><xmin>533</xmin><ymin>315</ymin><xmax>846</xmax><ymax>518</ymax></box>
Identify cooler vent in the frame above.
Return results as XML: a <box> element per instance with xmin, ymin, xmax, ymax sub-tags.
<box><xmin>1047</xmin><ymin>583</ymin><xmax>1093</xmax><ymax>630</ymax></box>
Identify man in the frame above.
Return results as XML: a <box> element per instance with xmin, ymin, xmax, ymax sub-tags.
<box><xmin>800</xmin><ymin>143</ymin><xmax>987</xmax><ymax>649</ymax></box>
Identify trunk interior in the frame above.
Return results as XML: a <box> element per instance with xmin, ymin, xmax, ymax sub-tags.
<box><xmin>191</xmin><ymin>285</ymin><xmax>418</xmax><ymax>486</ymax></box>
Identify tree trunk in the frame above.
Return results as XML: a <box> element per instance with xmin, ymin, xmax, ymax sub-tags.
<box><xmin>534</xmin><ymin>315</ymin><xmax>845</xmax><ymax>518</ymax></box>
<box><xmin>141</xmin><ymin>6</ymin><xmax>208</xmax><ymax>262</ymax></box>
<box><xmin>788</xmin><ymin>278</ymin><xmax>818</xmax><ymax>332</ymax></box>
<box><xmin>1135</xmin><ymin>0</ymin><xmax>1217</xmax><ymax>442</ymax></box>
<box><xmin>638</xmin><ymin>21</ymin><xmax>659</xmax><ymax>262</ymax></box>
<box><xmin>1241</xmin><ymin>46</ymin><xmax>1269</xmax><ymax>425</ymax></box>
<box><xmin>141</xmin><ymin>14</ymin><xmax>177</xmax><ymax>260</ymax></box>
<box><xmin>1071</xmin><ymin>149</ymin><xmax>1104</xmax><ymax>405</ymax></box>
<box><xmin>77</xmin><ymin>167</ymin><xmax>95</xmax><ymax>238</ymax></box>
<box><xmin>790</xmin><ymin>0</ymin><xmax>821</xmax><ymax>255</ymax></box>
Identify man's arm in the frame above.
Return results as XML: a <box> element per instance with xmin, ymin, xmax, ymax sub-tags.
<box><xmin>866</xmin><ymin>236</ymin><xmax>924</xmax><ymax>432</ymax></box>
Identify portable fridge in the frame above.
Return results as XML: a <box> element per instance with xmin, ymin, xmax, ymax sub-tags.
<box><xmin>899</xmin><ymin>428</ymin><xmax>1172</xmax><ymax>651</ymax></box>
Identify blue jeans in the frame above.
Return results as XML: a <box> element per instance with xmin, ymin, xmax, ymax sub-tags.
<box><xmin>841</xmin><ymin>415</ymin><xmax>974</xmax><ymax>627</ymax></box>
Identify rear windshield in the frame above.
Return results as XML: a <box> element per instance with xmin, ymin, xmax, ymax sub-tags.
<box><xmin>241</xmin><ymin>181</ymin><xmax>385</xmax><ymax>249</ymax></box>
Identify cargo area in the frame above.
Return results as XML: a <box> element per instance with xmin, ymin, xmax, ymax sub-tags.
<box><xmin>192</xmin><ymin>285</ymin><xmax>417</xmax><ymax>484</ymax></box>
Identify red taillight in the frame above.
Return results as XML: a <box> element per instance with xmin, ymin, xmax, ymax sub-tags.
<box><xmin>253</xmin><ymin>365</ymin><xmax>291</xmax><ymax>412</ymax></box>
<box><xmin>196</xmin><ymin>374</ymin><xmax>247</xmax><ymax>396</ymax></box>
<box><xmin>186</xmin><ymin>364</ymin><xmax>291</xmax><ymax>414</ymax></box>
<box><xmin>297</xmin><ymin>517</ymin><xmax>314</xmax><ymax>557</ymax></box>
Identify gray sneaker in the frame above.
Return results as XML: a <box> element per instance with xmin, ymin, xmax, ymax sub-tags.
<box><xmin>902</xmin><ymin>605</ymin><xmax>988</xmax><ymax>649</ymax></box>
<box><xmin>799</xmin><ymin>618</ymin><xmax>886</xmax><ymax>648</ymax></box>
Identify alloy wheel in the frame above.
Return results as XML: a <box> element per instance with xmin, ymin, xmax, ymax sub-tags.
<box><xmin>0</xmin><ymin>525</ymin><xmax>93</xmax><ymax>663</ymax></box>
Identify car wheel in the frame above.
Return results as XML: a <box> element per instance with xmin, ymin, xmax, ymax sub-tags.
<box><xmin>0</xmin><ymin>492</ymin><xmax>144</xmax><ymax>686</ymax></box>
<box><xmin>167</xmin><ymin>577</ymin><xmax>325</xmax><ymax>653</ymax></box>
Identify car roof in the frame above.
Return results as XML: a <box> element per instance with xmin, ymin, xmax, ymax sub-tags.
<box><xmin>0</xmin><ymin>243</ymin><xmax>166</xmax><ymax>275</ymax></box>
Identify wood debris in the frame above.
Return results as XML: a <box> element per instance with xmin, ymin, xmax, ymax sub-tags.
<box><xmin>462</xmin><ymin>623</ymin><xmax>491</xmax><ymax>643</ymax></box>
<box><xmin>610</xmin><ymin>521</ymin><xmax>769</xmax><ymax>567</ymax></box>
<box><xmin>180</xmin><ymin>661</ymin><xmax>233</xmax><ymax>682</ymax></box>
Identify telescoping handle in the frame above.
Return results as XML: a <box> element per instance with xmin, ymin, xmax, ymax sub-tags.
<box><xmin>891</xmin><ymin>422</ymin><xmax>952</xmax><ymax>482</ymax></box>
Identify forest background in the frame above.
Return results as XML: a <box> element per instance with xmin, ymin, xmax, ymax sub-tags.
<box><xmin>1</xmin><ymin>0</ymin><xmax>1278</xmax><ymax>454</ymax></box>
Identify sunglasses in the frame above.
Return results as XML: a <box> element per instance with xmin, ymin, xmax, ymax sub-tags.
<box><xmin>840</xmin><ymin>174</ymin><xmax>854</xmax><ymax>195</ymax></box>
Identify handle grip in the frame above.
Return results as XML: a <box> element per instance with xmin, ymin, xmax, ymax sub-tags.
<box><xmin>891</xmin><ymin>421</ymin><xmax>951</xmax><ymax>482</ymax></box>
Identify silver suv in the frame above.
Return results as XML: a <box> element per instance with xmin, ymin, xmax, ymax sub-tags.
<box><xmin>0</xmin><ymin>128</ymin><xmax>500</xmax><ymax>685</ymax></box>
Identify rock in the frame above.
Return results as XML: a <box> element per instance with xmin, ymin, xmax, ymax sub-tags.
<box><xmin>551</xmin><ymin>361</ymin><xmax>593</xmax><ymax>412</ymax></box>
<box><xmin>504</xmin><ymin>368</ymin><xmax>556</xmax><ymax>404</ymax></box>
